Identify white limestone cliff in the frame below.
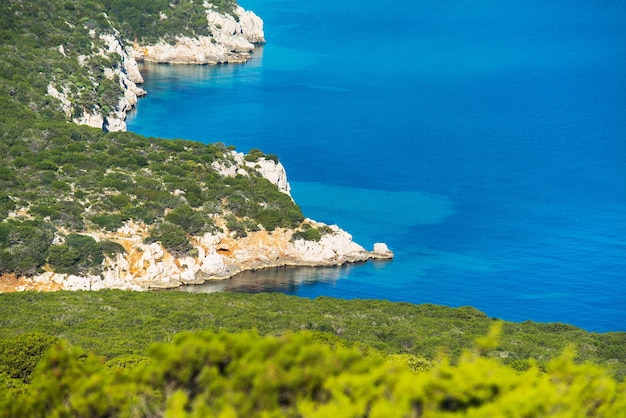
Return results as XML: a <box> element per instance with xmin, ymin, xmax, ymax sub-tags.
<box><xmin>47</xmin><ymin>32</ymin><xmax>147</xmax><ymax>132</ymax></box>
<box><xmin>211</xmin><ymin>151</ymin><xmax>291</xmax><ymax>196</ymax></box>
<box><xmin>251</xmin><ymin>158</ymin><xmax>291</xmax><ymax>196</ymax></box>
<box><xmin>133</xmin><ymin>6</ymin><xmax>264</xmax><ymax>65</ymax></box>
<box><xmin>47</xmin><ymin>5</ymin><xmax>263</xmax><ymax>132</ymax></box>
<box><xmin>20</xmin><ymin>218</ymin><xmax>392</xmax><ymax>291</ymax></box>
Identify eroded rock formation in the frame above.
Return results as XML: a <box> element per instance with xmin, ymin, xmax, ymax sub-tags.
<box><xmin>11</xmin><ymin>218</ymin><xmax>391</xmax><ymax>292</ymax></box>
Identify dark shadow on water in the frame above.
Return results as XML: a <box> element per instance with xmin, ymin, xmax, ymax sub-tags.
<box><xmin>175</xmin><ymin>264</ymin><xmax>361</xmax><ymax>294</ymax></box>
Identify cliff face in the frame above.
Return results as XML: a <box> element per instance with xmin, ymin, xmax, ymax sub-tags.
<box><xmin>47</xmin><ymin>4</ymin><xmax>264</xmax><ymax>133</ymax></box>
<box><xmin>17</xmin><ymin>219</ymin><xmax>391</xmax><ymax>292</ymax></box>
<box><xmin>212</xmin><ymin>151</ymin><xmax>292</xmax><ymax>196</ymax></box>
<box><xmin>134</xmin><ymin>6</ymin><xmax>265</xmax><ymax>64</ymax></box>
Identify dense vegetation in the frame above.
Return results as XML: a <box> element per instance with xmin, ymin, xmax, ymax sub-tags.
<box><xmin>100</xmin><ymin>0</ymin><xmax>239</xmax><ymax>43</ymax></box>
<box><xmin>0</xmin><ymin>291</ymin><xmax>625</xmax><ymax>416</ymax></box>
<box><xmin>0</xmin><ymin>291</ymin><xmax>624</xmax><ymax>378</ymax></box>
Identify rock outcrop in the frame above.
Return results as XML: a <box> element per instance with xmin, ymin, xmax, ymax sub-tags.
<box><xmin>13</xmin><ymin>218</ymin><xmax>392</xmax><ymax>292</ymax></box>
<box><xmin>47</xmin><ymin>32</ymin><xmax>147</xmax><ymax>132</ymax></box>
<box><xmin>133</xmin><ymin>6</ymin><xmax>264</xmax><ymax>65</ymax></box>
<box><xmin>212</xmin><ymin>151</ymin><xmax>291</xmax><ymax>196</ymax></box>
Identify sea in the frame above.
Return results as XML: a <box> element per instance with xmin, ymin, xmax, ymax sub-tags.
<box><xmin>126</xmin><ymin>0</ymin><xmax>626</xmax><ymax>333</ymax></box>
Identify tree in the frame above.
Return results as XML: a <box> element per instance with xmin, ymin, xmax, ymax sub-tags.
<box><xmin>47</xmin><ymin>234</ymin><xmax>105</xmax><ymax>275</ymax></box>
<box><xmin>165</xmin><ymin>205</ymin><xmax>205</xmax><ymax>235</ymax></box>
<box><xmin>147</xmin><ymin>222</ymin><xmax>192</xmax><ymax>257</ymax></box>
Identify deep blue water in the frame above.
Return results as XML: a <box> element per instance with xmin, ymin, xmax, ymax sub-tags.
<box><xmin>126</xmin><ymin>0</ymin><xmax>626</xmax><ymax>332</ymax></box>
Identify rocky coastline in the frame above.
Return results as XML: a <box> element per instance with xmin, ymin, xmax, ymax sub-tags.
<box><xmin>133</xmin><ymin>6</ymin><xmax>265</xmax><ymax>65</ymax></box>
<box><xmin>2</xmin><ymin>219</ymin><xmax>392</xmax><ymax>292</ymax></box>
<box><xmin>7</xmin><ymin>3</ymin><xmax>393</xmax><ymax>293</ymax></box>
<box><xmin>48</xmin><ymin>5</ymin><xmax>265</xmax><ymax>133</ymax></box>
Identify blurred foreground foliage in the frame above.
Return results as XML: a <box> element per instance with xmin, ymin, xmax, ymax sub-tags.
<box><xmin>0</xmin><ymin>326</ymin><xmax>624</xmax><ymax>417</ymax></box>
<box><xmin>1</xmin><ymin>290</ymin><xmax>625</xmax><ymax>416</ymax></box>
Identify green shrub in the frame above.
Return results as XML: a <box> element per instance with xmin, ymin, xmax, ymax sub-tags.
<box><xmin>4</xmin><ymin>329</ymin><xmax>626</xmax><ymax>417</ymax></box>
<box><xmin>5</xmin><ymin>341</ymin><xmax>140</xmax><ymax>417</ymax></box>
<box><xmin>0</xmin><ymin>220</ymin><xmax>55</xmax><ymax>276</ymax></box>
<box><xmin>134</xmin><ymin>176</ymin><xmax>163</xmax><ymax>191</ymax></box>
<box><xmin>146</xmin><ymin>222</ymin><xmax>192</xmax><ymax>257</ymax></box>
<box><xmin>47</xmin><ymin>234</ymin><xmax>105</xmax><ymax>275</ymax></box>
<box><xmin>256</xmin><ymin>208</ymin><xmax>282</xmax><ymax>231</ymax></box>
<box><xmin>107</xmin><ymin>193</ymin><xmax>132</xmax><ymax>210</ymax></box>
<box><xmin>121</xmin><ymin>205</ymin><xmax>157</xmax><ymax>225</ymax></box>
<box><xmin>0</xmin><ymin>333</ymin><xmax>59</xmax><ymax>383</ymax></box>
<box><xmin>50</xmin><ymin>180</ymin><xmax>71</xmax><ymax>191</ymax></box>
<box><xmin>225</xmin><ymin>214</ymin><xmax>247</xmax><ymax>238</ymax></box>
<box><xmin>165</xmin><ymin>205</ymin><xmax>206</xmax><ymax>235</ymax></box>
<box><xmin>34</xmin><ymin>160</ymin><xmax>58</xmax><ymax>171</ymax></box>
<box><xmin>0</xmin><ymin>193</ymin><xmax>16</xmax><ymax>217</ymax></box>
<box><xmin>99</xmin><ymin>240</ymin><xmax>126</xmax><ymax>258</ymax></box>
<box><xmin>90</xmin><ymin>213</ymin><xmax>127</xmax><ymax>231</ymax></box>
<box><xmin>292</xmin><ymin>224</ymin><xmax>325</xmax><ymax>242</ymax></box>
<box><xmin>100</xmin><ymin>172</ymin><xmax>133</xmax><ymax>191</ymax></box>
<box><xmin>47</xmin><ymin>245</ymin><xmax>81</xmax><ymax>273</ymax></box>
<box><xmin>244</xmin><ymin>148</ymin><xmax>265</xmax><ymax>162</ymax></box>
<box><xmin>0</xmin><ymin>167</ymin><xmax>16</xmax><ymax>181</ymax></box>
<box><xmin>49</xmin><ymin>200</ymin><xmax>85</xmax><ymax>230</ymax></box>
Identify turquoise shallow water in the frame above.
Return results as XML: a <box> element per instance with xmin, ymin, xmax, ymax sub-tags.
<box><xmin>127</xmin><ymin>0</ymin><xmax>626</xmax><ymax>332</ymax></box>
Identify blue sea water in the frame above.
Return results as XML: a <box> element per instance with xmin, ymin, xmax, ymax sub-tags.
<box><xmin>126</xmin><ymin>0</ymin><xmax>626</xmax><ymax>332</ymax></box>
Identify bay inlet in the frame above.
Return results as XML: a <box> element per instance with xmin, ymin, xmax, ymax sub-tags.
<box><xmin>128</xmin><ymin>0</ymin><xmax>626</xmax><ymax>332</ymax></box>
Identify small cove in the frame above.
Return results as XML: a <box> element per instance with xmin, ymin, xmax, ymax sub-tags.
<box><xmin>128</xmin><ymin>0</ymin><xmax>626</xmax><ymax>332</ymax></box>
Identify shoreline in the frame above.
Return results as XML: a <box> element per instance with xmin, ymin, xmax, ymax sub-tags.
<box><xmin>1</xmin><ymin>220</ymin><xmax>393</xmax><ymax>293</ymax></box>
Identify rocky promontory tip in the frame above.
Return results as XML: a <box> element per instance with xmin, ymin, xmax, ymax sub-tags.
<box><xmin>1</xmin><ymin>153</ymin><xmax>392</xmax><ymax>293</ymax></box>
<box><xmin>133</xmin><ymin>6</ymin><xmax>265</xmax><ymax>65</ymax></box>
<box><xmin>2</xmin><ymin>219</ymin><xmax>392</xmax><ymax>292</ymax></box>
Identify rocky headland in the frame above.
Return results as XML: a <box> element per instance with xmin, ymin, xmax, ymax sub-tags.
<box><xmin>3</xmin><ymin>220</ymin><xmax>392</xmax><ymax>292</ymax></box>
<box><xmin>1</xmin><ymin>153</ymin><xmax>392</xmax><ymax>292</ymax></box>
<box><xmin>0</xmin><ymin>1</ymin><xmax>392</xmax><ymax>293</ymax></box>
<box><xmin>134</xmin><ymin>6</ymin><xmax>265</xmax><ymax>65</ymax></box>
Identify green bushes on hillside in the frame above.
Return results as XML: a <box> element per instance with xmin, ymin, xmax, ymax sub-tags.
<box><xmin>0</xmin><ymin>291</ymin><xmax>624</xmax><ymax>381</ymax></box>
<box><xmin>99</xmin><ymin>0</ymin><xmax>239</xmax><ymax>43</ymax></box>
<box><xmin>0</xmin><ymin>333</ymin><xmax>59</xmax><ymax>384</ymax></box>
<box><xmin>0</xmin><ymin>292</ymin><xmax>625</xmax><ymax>415</ymax></box>
<box><xmin>47</xmin><ymin>234</ymin><xmax>124</xmax><ymax>276</ymax></box>
<box><xmin>146</xmin><ymin>222</ymin><xmax>193</xmax><ymax>257</ymax></box>
<box><xmin>0</xmin><ymin>114</ymin><xmax>304</xmax><ymax>275</ymax></box>
<box><xmin>292</xmin><ymin>223</ymin><xmax>334</xmax><ymax>242</ymax></box>
<box><xmin>0</xmin><ymin>220</ymin><xmax>55</xmax><ymax>277</ymax></box>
